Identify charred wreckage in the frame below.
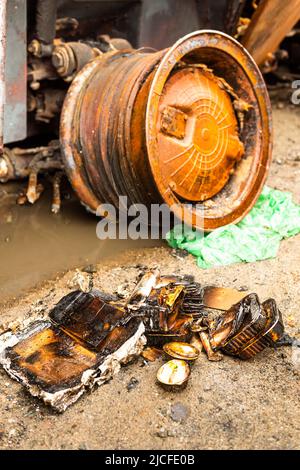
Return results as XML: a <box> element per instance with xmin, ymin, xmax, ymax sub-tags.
<box><xmin>0</xmin><ymin>269</ymin><xmax>287</xmax><ymax>412</ymax></box>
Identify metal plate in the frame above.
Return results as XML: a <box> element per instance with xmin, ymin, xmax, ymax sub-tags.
<box><xmin>0</xmin><ymin>0</ymin><xmax>7</xmax><ymax>153</ymax></box>
<box><xmin>3</xmin><ymin>0</ymin><xmax>27</xmax><ymax>144</ymax></box>
<box><xmin>157</xmin><ymin>67</ymin><xmax>243</xmax><ymax>201</ymax></box>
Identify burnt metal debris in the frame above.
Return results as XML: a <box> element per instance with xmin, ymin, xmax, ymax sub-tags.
<box><xmin>0</xmin><ymin>270</ymin><xmax>285</xmax><ymax>412</ymax></box>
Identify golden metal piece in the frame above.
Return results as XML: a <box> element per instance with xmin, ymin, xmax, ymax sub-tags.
<box><xmin>157</xmin><ymin>359</ymin><xmax>191</xmax><ymax>388</ymax></box>
<box><xmin>163</xmin><ymin>341</ymin><xmax>200</xmax><ymax>361</ymax></box>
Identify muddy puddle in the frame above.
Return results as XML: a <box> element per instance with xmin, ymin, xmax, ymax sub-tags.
<box><xmin>0</xmin><ymin>182</ymin><xmax>161</xmax><ymax>305</ymax></box>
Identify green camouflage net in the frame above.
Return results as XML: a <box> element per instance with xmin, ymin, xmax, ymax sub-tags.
<box><xmin>166</xmin><ymin>187</ymin><xmax>300</xmax><ymax>269</ymax></box>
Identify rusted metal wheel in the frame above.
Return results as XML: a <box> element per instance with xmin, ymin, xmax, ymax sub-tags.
<box><xmin>60</xmin><ymin>30</ymin><xmax>272</xmax><ymax>230</ymax></box>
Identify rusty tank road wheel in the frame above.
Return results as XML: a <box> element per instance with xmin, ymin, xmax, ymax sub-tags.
<box><xmin>60</xmin><ymin>30</ymin><xmax>272</xmax><ymax>231</ymax></box>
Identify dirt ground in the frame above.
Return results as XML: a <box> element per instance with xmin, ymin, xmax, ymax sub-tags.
<box><xmin>0</xmin><ymin>104</ymin><xmax>299</xmax><ymax>450</ymax></box>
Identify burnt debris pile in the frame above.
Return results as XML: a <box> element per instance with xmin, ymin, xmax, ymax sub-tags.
<box><xmin>0</xmin><ymin>269</ymin><xmax>285</xmax><ymax>411</ymax></box>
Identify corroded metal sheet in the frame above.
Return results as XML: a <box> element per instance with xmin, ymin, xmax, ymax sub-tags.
<box><xmin>0</xmin><ymin>290</ymin><xmax>146</xmax><ymax>412</ymax></box>
<box><xmin>0</xmin><ymin>0</ymin><xmax>7</xmax><ymax>154</ymax></box>
<box><xmin>3</xmin><ymin>0</ymin><xmax>27</xmax><ymax>144</ymax></box>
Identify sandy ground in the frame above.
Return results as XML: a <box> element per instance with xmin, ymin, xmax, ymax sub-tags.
<box><xmin>0</xmin><ymin>105</ymin><xmax>299</xmax><ymax>450</ymax></box>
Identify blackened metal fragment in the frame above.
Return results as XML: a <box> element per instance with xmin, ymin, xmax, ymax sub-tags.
<box><xmin>5</xmin><ymin>322</ymin><xmax>98</xmax><ymax>394</ymax></box>
<box><xmin>49</xmin><ymin>290</ymin><xmax>126</xmax><ymax>351</ymax></box>
<box><xmin>214</xmin><ymin>296</ymin><xmax>284</xmax><ymax>359</ymax></box>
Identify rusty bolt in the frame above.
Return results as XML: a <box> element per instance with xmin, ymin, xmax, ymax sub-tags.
<box><xmin>52</xmin><ymin>45</ymin><xmax>75</xmax><ymax>78</ymax></box>
<box><xmin>28</xmin><ymin>39</ymin><xmax>42</xmax><ymax>57</ymax></box>
<box><xmin>52</xmin><ymin>50</ymin><xmax>64</xmax><ymax>68</ymax></box>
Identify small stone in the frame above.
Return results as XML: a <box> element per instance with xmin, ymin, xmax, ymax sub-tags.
<box><xmin>287</xmin><ymin>316</ymin><xmax>296</xmax><ymax>328</ymax></box>
<box><xmin>78</xmin><ymin>443</ymin><xmax>88</xmax><ymax>450</ymax></box>
<box><xmin>126</xmin><ymin>377</ymin><xmax>139</xmax><ymax>391</ymax></box>
<box><xmin>156</xmin><ymin>427</ymin><xmax>168</xmax><ymax>438</ymax></box>
<box><xmin>8</xmin><ymin>428</ymin><xmax>17</xmax><ymax>437</ymax></box>
<box><xmin>67</xmin><ymin>269</ymin><xmax>90</xmax><ymax>292</ymax></box>
<box><xmin>158</xmin><ymin>406</ymin><xmax>168</xmax><ymax>417</ymax></box>
<box><xmin>238</xmin><ymin>286</ymin><xmax>249</xmax><ymax>292</ymax></box>
<box><xmin>171</xmin><ymin>249</ymin><xmax>189</xmax><ymax>259</ymax></box>
<box><xmin>170</xmin><ymin>402</ymin><xmax>190</xmax><ymax>423</ymax></box>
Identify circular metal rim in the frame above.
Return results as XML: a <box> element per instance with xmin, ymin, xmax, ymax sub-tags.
<box><xmin>146</xmin><ymin>30</ymin><xmax>272</xmax><ymax>231</ymax></box>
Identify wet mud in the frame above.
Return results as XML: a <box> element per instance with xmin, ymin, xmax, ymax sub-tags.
<box><xmin>0</xmin><ymin>183</ymin><xmax>161</xmax><ymax>305</ymax></box>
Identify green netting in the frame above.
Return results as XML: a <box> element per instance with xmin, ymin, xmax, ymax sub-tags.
<box><xmin>166</xmin><ymin>187</ymin><xmax>300</xmax><ymax>269</ymax></box>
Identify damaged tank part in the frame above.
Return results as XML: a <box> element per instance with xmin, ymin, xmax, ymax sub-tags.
<box><xmin>126</xmin><ymin>269</ymin><xmax>160</xmax><ymax>310</ymax></box>
<box><xmin>201</xmin><ymin>286</ymin><xmax>249</xmax><ymax>311</ymax></box>
<box><xmin>125</xmin><ymin>269</ymin><xmax>195</xmax><ymax>343</ymax></box>
<box><xmin>242</xmin><ymin>0</ymin><xmax>300</xmax><ymax>66</ymax></box>
<box><xmin>209</xmin><ymin>293</ymin><xmax>266</xmax><ymax>350</ymax></box>
<box><xmin>0</xmin><ymin>300</ymin><xmax>145</xmax><ymax>412</ymax></box>
<box><xmin>49</xmin><ymin>289</ymin><xmax>136</xmax><ymax>351</ymax></box>
<box><xmin>2</xmin><ymin>0</ymin><xmax>249</xmax><ymax>149</ymax></box>
<box><xmin>52</xmin><ymin>37</ymin><xmax>132</xmax><ymax>81</ymax></box>
<box><xmin>0</xmin><ymin>142</ymin><xmax>62</xmax><ymax>183</ymax></box>
<box><xmin>35</xmin><ymin>0</ymin><xmax>58</xmax><ymax>46</ymax></box>
<box><xmin>141</xmin><ymin>347</ymin><xmax>162</xmax><ymax>362</ymax></box>
<box><xmin>52</xmin><ymin>42</ymin><xmax>102</xmax><ymax>81</ymax></box>
<box><xmin>157</xmin><ymin>359</ymin><xmax>191</xmax><ymax>390</ymax></box>
<box><xmin>135</xmin><ymin>279</ymin><xmax>194</xmax><ymax>346</ymax></box>
<box><xmin>207</xmin><ymin>294</ymin><xmax>284</xmax><ymax>359</ymax></box>
<box><xmin>199</xmin><ymin>331</ymin><xmax>224</xmax><ymax>362</ymax></box>
<box><xmin>60</xmin><ymin>30</ymin><xmax>272</xmax><ymax>231</ymax></box>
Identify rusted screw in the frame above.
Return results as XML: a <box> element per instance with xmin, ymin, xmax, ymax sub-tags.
<box><xmin>52</xmin><ymin>50</ymin><xmax>64</xmax><ymax>68</ymax></box>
